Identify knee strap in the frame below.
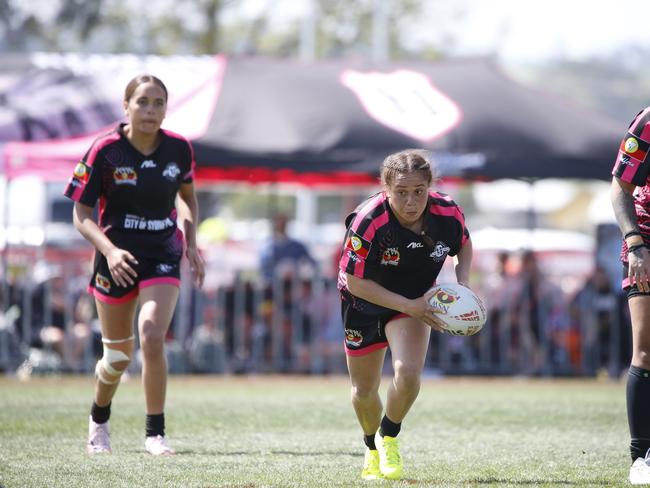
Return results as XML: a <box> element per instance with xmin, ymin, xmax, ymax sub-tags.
<box><xmin>96</xmin><ymin>335</ymin><xmax>134</xmax><ymax>385</ymax></box>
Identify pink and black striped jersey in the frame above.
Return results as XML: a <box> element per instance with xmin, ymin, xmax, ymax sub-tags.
<box><xmin>338</xmin><ymin>190</ymin><xmax>469</xmax><ymax>315</ymax></box>
<box><xmin>612</xmin><ymin>108</ymin><xmax>650</xmax><ymax>261</ymax></box>
<box><xmin>64</xmin><ymin>123</ymin><xmax>195</xmax><ymax>258</ymax></box>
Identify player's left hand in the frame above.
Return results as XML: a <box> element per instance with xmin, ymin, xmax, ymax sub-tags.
<box><xmin>186</xmin><ymin>246</ymin><xmax>205</xmax><ymax>288</ymax></box>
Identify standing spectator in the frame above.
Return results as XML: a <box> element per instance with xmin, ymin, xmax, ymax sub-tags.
<box><xmin>187</xmin><ymin>301</ymin><xmax>226</xmax><ymax>374</ymax></box>
<box><xmin>32</xmin><ymin>271</ymin><xmax>66</xmax><ymax>359</ymax></box>
<box><xmin>508</xmin><ymin>250</ymin><xmax>567</xmax><ymax>375</ymax></box>
<box><xmin>570</xmin><ymin>266</ymin><xmax>620</xmax><ymax>375</ymax></box>
<box><xmin>64</xmin><ymin>74</ymin><xmax>204</xmax><ymax>456</ymax></box>
<box><xmin>65</xmin><ymin>292</ymin><xmax>101</xmax><ymax>373</ymax></box>
<box><xmin>481</xmin><ymin>251</ymin><xmax>516</xmax><ymax>365</ymax></box>
<box><xmin>259</xmin><ymin>213</ymin><xmax>317</xmax><ymax>281</ymax></box>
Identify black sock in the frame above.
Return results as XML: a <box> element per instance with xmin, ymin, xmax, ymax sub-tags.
<box><xmin>90</xmin><ymin>401</ymin><xmax>111</xmax><ymax>424</ymax></box>
<box><xmin>364</xmin><ymin>434</ymin><xmax>376</xmax><ymax>450</ymax></box>
<box><xmin>379</xmin><ymin>415</ymin><xmax>401</xmax><ymax>438</ymax></box>
<box><xmin>146</xmin><ymin>413</ymin><xmax>165</xmax><ymax>437</ymax></box>
<box><xmin>628</xmin><ymin>366</ymin><xmax>650</xmax><ymax>461</ymax></box>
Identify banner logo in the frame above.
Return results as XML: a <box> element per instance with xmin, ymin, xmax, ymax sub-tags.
<box><xmin>341</xmin><ymin>69</ymin><xmax>461</xmax><ymax>141</ymax></box>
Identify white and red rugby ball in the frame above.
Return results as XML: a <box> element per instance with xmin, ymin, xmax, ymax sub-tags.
<box><xmin>427</xmin><ymin>283</ymin><xmax>487</xmax><ymax>336</ymax></box>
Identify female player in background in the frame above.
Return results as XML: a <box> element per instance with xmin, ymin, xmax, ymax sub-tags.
<box><xmin>64</xmin><ymin>74</ymin><xmax>204</xmax><ymax>455</ymax></box>
<box><xmin>611</xmin><ymin>107</ymin><xmax>650</xmax><ymax>485</ymax></box>
<box><xmin>338</xmin><ymin>149</ymin><xmax>473</xmax><ymax>480</ymax></box>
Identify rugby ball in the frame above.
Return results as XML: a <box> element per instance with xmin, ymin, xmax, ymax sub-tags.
<box><xmin>427</xmin><ymin>283</ymin><xmax>487</xmax><ymax>336</ymax></box>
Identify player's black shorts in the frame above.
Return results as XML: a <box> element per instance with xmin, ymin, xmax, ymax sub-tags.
<box><xmin>341</xmin><ymin>299</ymin><xmax>409</xmax><ymax>356</ymax></box>
<box><xmin>88</xmin><ymin>252</ymin><xmax>181</xmax><ymax>304</ymax></box>
<box><xmin>623</xmin><ymin>263</ymin><xmax>650</xmax><ymax>299</ymax></box>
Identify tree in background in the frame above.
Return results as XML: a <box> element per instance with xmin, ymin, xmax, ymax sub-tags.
<box><xmin>1</xmin><ymin>0</ymin><xmax>649</xmax><ymax>120</ymax></box>
<box><xmin>0</xmin><ymin>0</ymin><xmax>432</xmax><ymax>57</ymax></box>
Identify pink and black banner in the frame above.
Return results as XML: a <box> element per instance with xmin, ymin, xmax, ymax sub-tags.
<box><xmin>1</xmin><ymin>54</ymin><xmax>621</xmax><ymax>183</ymax></box>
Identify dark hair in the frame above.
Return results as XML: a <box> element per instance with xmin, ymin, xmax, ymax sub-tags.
<box><xmin>380</xmin><ymin>149</ymin><xmax>437</xmax><ymax>187</ymax></box>
<box><xmin>124</xmin><ymin>74</ymin><xmax>168</xmax><ymax>102</ymax></box>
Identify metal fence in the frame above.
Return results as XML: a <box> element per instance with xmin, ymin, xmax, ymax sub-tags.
<box><xmin>0</xmin><ymin>253</ymin><xmax>632</xmax><ymax>379</ymax></box>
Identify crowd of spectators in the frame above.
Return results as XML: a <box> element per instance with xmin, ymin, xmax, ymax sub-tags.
<box><xmin>0</xmin><ymin>240</ymin><xmax>631</xmax><ymax>379</ymax></box>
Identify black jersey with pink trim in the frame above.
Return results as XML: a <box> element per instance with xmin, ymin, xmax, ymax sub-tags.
<box><xmin>64</xmin><ymin>123</ymin><xmax>194</xmax><ymax>259</ymax></box>
<box><xmin>612</xmin><ymin>108</ymin><xmax>650</xmax><ymax>262</ymax></box>
<box><xmin>338</xmin><ymin>190</ymin><xmax>469</xmax><ymax>315</ymax></box>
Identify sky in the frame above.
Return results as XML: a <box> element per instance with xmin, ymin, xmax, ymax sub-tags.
<box><xmin>444</xmin><ymin>0</ymin><xmax>650</xmax><ymax>62</ymax></box>
<box><xmin>222</xmin><ymin>0</ymin><xmax>650</xmax><ymax>63</ymax></box>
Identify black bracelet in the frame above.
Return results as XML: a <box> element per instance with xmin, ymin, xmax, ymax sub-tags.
<box><xmin>625</xmin><ymin>230</ymin><xmax>642</xmax><ymax>240</ymax></box>
<box><xmin>628</xmin><ymin>244</ymin><xmax>647</xmax><ymax>253</ymax></box>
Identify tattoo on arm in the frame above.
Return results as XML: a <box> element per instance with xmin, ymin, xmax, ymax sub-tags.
<box><xmin>611</xmin><ymin>182</ymin><xmax>639</xmax><ymax>236</ymax></box>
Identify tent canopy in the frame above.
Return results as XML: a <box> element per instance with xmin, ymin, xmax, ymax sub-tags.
<box><xmin>1</xmin><ymin>54</ymin><xmax>623</xmax><ymax>184</ymax></box>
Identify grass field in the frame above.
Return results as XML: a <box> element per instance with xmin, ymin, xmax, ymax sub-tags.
<box><xmin>0</xmin><ymin>375</ymin><xmax>630</xmax><ymax>487</ymax></box>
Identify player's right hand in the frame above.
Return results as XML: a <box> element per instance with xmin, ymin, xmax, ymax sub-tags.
<box><xmin>415</xmin><ymin>290</ymin><xmax>445</xmax><ymax>332</ymax></box>
<box><xmin>106</xmin><ymin>248</ymin><xmax>139</xmax><ymax>287</ymax></box>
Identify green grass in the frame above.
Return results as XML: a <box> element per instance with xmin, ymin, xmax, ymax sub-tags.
<box><xmin>0</xmin><ymin>375</ymin><xmax>630</xmax><ymax>487</ymax></box>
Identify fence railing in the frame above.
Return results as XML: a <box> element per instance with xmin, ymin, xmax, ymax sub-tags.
<box><xmin>0</xmin><ymin>259</ymin><xmax>631</xmax><ymax>378</ymax></box>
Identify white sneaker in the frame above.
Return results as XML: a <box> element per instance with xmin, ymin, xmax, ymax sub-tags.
<box><xmin>630</xmin><ymin>457</ymin><xmax>650</xmax><ymax>485</ymax></box>
<box><xmin>86</xmin><ymin>416</ymin><xmax>111</xmax><ymax>454</ymax></box>
<box><xmin>145</xmin><ymin>435</ymin><xmax>175</xmax><ymax>456</ymax></box>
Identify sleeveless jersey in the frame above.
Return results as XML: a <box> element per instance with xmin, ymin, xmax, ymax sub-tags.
<box><xmin>338</xmin><ymin>190</ymin><xmax>469</xmax><ymax>315</ymax></box>
<box><xmin>64</xmin><ymin>123</ymin><xmax>195</xmax><ymax>259</ymax></box>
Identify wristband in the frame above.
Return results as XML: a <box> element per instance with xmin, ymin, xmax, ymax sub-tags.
<box><xmin>625</xmin><ymin>230</ymin><xmax>642</xmax><ymax>240</ymax></box>
<box><xmin>628</xmin><ymin>244</ymin><xmax>646</xmax><ymax>253</ymax></box>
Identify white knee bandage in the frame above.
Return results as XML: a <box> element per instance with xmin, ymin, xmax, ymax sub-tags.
<box><xmin>95</xmin><ymin>335</ymin><xmax>134</xmax><ymax>385</ymax></box>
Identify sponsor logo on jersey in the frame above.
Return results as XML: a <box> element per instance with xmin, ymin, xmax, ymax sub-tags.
<box><xmin>113</xmin><ymin>167</ymin><xmax>137</xmax><ymax>185</ymax></box>
<box><xmin>347</xmin><ymin>250</ymin><xmax>361</xmax><ymax>263</ymax></box>
<box><xmin>73</xmin><ymin>161</ymin><xmax>90</xmax><ymax>182</ymax></box>
<box><xmin>141</xmin><ymin>159</ymin><xmax>157</xmax><ymax>169</ymax></box>
<box><xmin>620</xmin><ymin>154</ymin><xmax>634</xmax><ymax>167</ymax></box>
<box><xmin>157</xmin><ymin>263</ymin><xmax>174</xmax><ymax>274</ymax></box>
<box><xmin>380</xmin><ymin>247</ymin><xmax>400</xmax><ymax>266</ymax></box>
<box><xmin>95</xmin><ymin>273</ymin><xmax>111</xmax><ymax>293</ymax></box>
<box><xmin>430</xmin><ymin>241</ymin><xmax>450</xmax><ymax>261</ymax></box>
<box><xmin>407</xmin><ymin>242</ymin><xmax>424</xmax><ymax>249</ymax></box>
<box><xmin>344</xmin><ymin>328</ymin><xmax>363</xmax><ymax>347</ymax></box>
<box><xmin>123</xmin><ymin>214</ymin><xmax>174</xmax><ymax>231</ymax></box>
<box><xmin>162</xmin><ymin>162</ymin><xmax>181</xmax><ymax>181</ymax></box>
<box><xmin>345</xmin><ymin>231</ymin><xmax>371</xmax><ymax>259</ymax></box>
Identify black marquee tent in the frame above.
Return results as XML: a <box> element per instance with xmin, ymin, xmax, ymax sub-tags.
<box><xmin>0</xmin><ymin>54</ymin><xmax>623</xmax><ymax>184</ymax></box>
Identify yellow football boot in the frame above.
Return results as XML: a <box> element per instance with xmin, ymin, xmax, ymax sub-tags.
<box><xmin>361</xmin><ymin>448</ymin><xmax>382</xmax><ymax>480</ymax></box>
<box><xmin>376</xmin><ymin>434</ymin><xmax>403</xmax><ymax>480</ymax></box>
